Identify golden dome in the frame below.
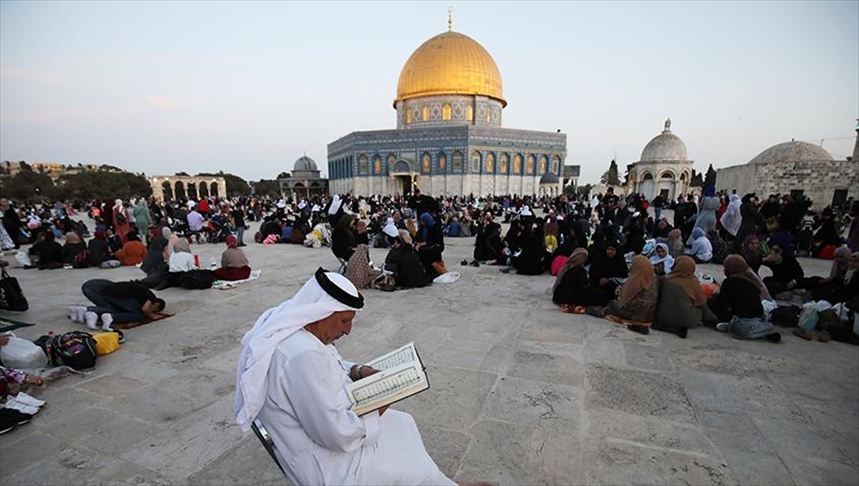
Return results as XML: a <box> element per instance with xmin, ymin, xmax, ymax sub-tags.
<box><xmin>395</xmin><ymin>31</ymin><xmax>506</xmax><ymax>108</ymax></box>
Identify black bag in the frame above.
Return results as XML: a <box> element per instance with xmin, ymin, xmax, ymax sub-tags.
<box><xmin>72</xmin><ymin>249</ymin><xmax>90</xmax><ymax>268</ymax></box>
<box><xmin>180</xmin><ymin>269</ymin><xmax>215</xmax><ymax>289</ymax></box>
<box><xmin>0</xmin><ymin>268</ymin><xmax>29</xmax><ymax>311</ymax></box>
<box><xmin>770</xmin><ymin>305</ymin><xmax>800</xmax><ymax>327</ymax></box>
<box><xmin>115</xmin><ymin>210</ymin><xmax>127</xmax><ymax>225</ymax></box>
<box><xmin>35</xmin><ymin>331</ymin><xmax>98</xmax><ymax>370</ymax></box>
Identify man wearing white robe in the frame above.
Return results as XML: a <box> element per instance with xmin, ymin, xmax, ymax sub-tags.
<box><xmin>235</xmin><ymin>268</ymin><xmax>456</xmax><ymax>486</ymax></box>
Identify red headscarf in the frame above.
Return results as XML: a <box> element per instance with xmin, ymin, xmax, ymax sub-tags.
<box><xmin>226</xmin><ymin>235</ymin><xmax>238</xmax><ymax>249</ymax></box>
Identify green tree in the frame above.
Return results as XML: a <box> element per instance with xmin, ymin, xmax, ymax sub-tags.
<box><xmin>55</xmin><ymin>172</ymin><xmax>152</xmax><ymax>200</ymax></box>
<box><xmin>252</xmin><ymin>179</ymin><xmax>281</xmax><ymax>198</ymax></box>
<box><xmin>4</xmin><ymin>168</ymin><xmax>56</xmax><ymax>201</ymax></box>
<box><xmin>576</xmin><ymin>183</ymin><xmax>593</xmax><ymax>198</ymax></box>
<box><xmin>600</xmin><ymin>159</ymin><xmax>620</xmax><ymax>186</ymax></box>
<box><xmin>704</xmin><ymin>164</ymin><xmax>717</xmax><ymax>188</ymax></box>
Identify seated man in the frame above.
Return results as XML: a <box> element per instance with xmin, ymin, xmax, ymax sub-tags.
<box><xmin>71</xmin><ymin>279</ymin><xmax>167</xmax><ymax>330</ymax></box>
<box><xmin>234</xmin><ymin>268</ymin><xmax>460</xmax><ymax>485</ymax></box>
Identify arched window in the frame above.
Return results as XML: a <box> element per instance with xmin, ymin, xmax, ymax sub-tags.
<box><xmin>199</xmin><ymin>181</ymin><xmax>209</xmax><ymax>198</ymax></box>
<box><xmin>387</xmin><ymin>154</ymin><xmax>396</xmax><ymax>174</ymax></box>
<box><xmin>406</xmin><ymin>109</ymin><xmax>412</xmax><ymax>124</ymax></box>
<box><xmin>422</xmin><ymin>106</ymin><xmax>429</xmax><ymax>122</ymax></box>
<box><xmin>500</xmin><ymin>153</ymin><xmax>509</xmax><ymax>174</ymax></box>
<box><xmin>539</xmin><ymin>155</ymin><xmax>548</xmax><ymax>174</ymax></box>
<box><xmin>187</xmin><ymin>181</ymin><xmax>198</xmax><ymax>200</ymax></box>
<box><xmin>660</xmin><ymin>172</ymin><xmax>674</xmax><ymax>180</ymax></box>
<box><xmin>466</xmin><ymin>105</ymin><xmax>473</xmax><ymax>121</ymax></box>
<box><xmin>210</xmin><ymin>180</ymin><xmax>219</xmax><ymax>197</ymax></box>
<box><xmin>642</xmin><ymin>172</ymin><xmax>654</xmax><ymax>181</ymax></box>
<box><xmin>551</xmin><ymin>155</ymin><xmax>561</xmax><ymax>174</ymax></box>
<box><xmin>486</xmin><ymin>153</ymin><xmax>495</xmax><ymax>173</ymax></box>
<box><xmin>373</xmin><ymin>155</ymin><xmax>382</xmax><ymax>175</ymax></box>
<box><xmin>358</xmin><ymin>155</ymin><xmax>369</xmax><ymax>175</ymax></box>
<box><xmin>422</xmin><ymin>152</ymin><xmax>432</xmax><ymax>174</ymax></box>
<box><xmin>174</xmin><ymin>181</ymin><xmax>186</xmax><ymax>200</ymax></box>
<box><xmin>452</xmin><ymin>151</ymin><xmax>464</xmax><ymax>172</ymax></box>
<box><xmin>438</xmin><ymin>152</ymin><xmax>447</xmax><ymax>173</ymax></box>
<box><xmin>442</xmin><ymin>103</ymin><xmax>452</xmax><ymax>121</ymax></box>
<box><xmin>513</xmin><ymin>154</ymin><xmax>522</xmax><ymax>174</ymax></box>
<box><xmin>161</xmin><ymin>181</ymin><xmax>173</xmax><ymax>201</ymax></box>
<box><xmin>485</xmin><ymin>107</ymin><xmax>491</xmax><ymax>123</ymax></box>
<box><xmin>525</xmin><ymin>155</ymin><xmax>535</xmax><ymax>175</ymax></box>
<box><xmin>471</xmin><ymin>151</ymin><xmax>481</xmax><ymax>173</ymax></box>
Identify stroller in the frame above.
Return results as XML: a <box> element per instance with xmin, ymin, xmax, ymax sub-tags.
<box><xmin>203</xmin><ymin>219</ymin><xmax>233</xmax><ymax>244</ymax></box>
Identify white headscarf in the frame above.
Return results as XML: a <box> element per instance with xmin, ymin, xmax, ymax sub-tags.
<box><xmin>114</xmin><ymin>199</ymin><xmax>123</xmax><ymax>210</ymax></box>
<box><xmin>234</xmin><ymin>271</ymin><xmax>363</xmax><ymax>431</ymax></box>
<box><xmin>649</xmin><ymin>242</ymin><xmax>675</xmax><ymax>273</ymax></box>
<box><xmin>720</xmin><ymin>194</ymin><xmax>742</xmax><ymax>236</ymax></box>
<box><xmin>328</xmin><ymin>194</ymin><xmax>342</xmax><ymax>215</ymax></box>
<box><xmin>382</xmin><ymin>217</ymin><xmax>398</xmax><ymax>238</ymax></box>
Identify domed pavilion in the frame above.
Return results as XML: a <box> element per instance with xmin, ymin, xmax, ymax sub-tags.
<box><xmin>716</xmin><ymin>129</ymin><xmax>859</xmax><ymax>209</ymax></box>
<box><xmin>278</xmin><ymin>154</ymin><xmax>329</xmax><ymax>199</ymax></box>
<box><xmin>328</xmin><ymin>16</ymin><xmax>567</xmax><ymax>197</ymax></box>
<box><xmin>626</xmin><ymin>118</ymin><xmax>694</xmax><ymax>201</ymax></box>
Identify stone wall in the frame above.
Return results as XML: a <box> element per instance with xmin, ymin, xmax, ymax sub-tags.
<box><xmin>716</xmin><ymin>159</ymin><xmax>859</xmax><ymax>207</ymax></box>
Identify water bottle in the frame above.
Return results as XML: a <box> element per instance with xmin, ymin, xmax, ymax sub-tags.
<box><xmin>210</xmin><ymin>257</ymin><xmax>217</xmax><ymax>270</ymax></box>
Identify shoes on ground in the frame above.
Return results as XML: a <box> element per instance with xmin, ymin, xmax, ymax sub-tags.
<box><xmin>0</xmin><ymin>408</ymin><xmax>33</xmax><ymax>425</ymax></box>
<box><xmin>818</xmin><ymin>331</ymin><xmax>831</xmax><ymax>343</ymax></box>
<box><xmin>716</xmin><ymin>322</ymin><xmax>730</xmax><ymax>332</ymax></box>
<box><xmin>84</xmin><ymin>311</ymin><xmax>99</xmax><ymax>330</ymax></box>
<box><xmin>2</xmin><ymin>397</ymin><xmax>40</xmax><ymax>415</ymax></box>
<box><xmin>675</xmin><ymin>327</ymin><xmax>688</xmax><ymax>339</ymax></box>
<box><xmin>14</xmin><ymin>392</ymin><xmax>45</xmax><ymax>407</ymax></box>
<box><xmin>460</xmin><ymin>260</ymin><xmax>468</xmax><ymax>266</ymax></box>
<box><xmin>0</xmin><ymin>417</ymin><xmax>16</xmax><ymax>435</ymax></box>
<box><xmin>628</xmin><ymin>325</ymin><xmax>650</xmax><ymax>335</ymax></box>
<box><xmin>101</xmin><ymin>313</ymin><xmax>114</xmax><ymax>331</ymax></box>
<box><xmin>470</xmin><ymin>261</ymin><xmax>480</xmax><ymax>267</ymax></box>
<box><xmin>765</xmin><ymin>332</ymin><xmax>782</xmax><ymax>343</ymax></box>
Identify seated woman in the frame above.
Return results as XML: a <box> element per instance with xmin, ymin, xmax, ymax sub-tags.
<box><xmin>343</xmin><ymin>244</ymin><xmax>380</xmax><ymax>290</ymax></box>
<box><xmin>708</xmin><ymin>255</ymin><xmax>781</xmax><ymax>342</ymax></box>
<box><xmin>213</xmin><ymin>235</ymin><xmax>251</xmax><ymax>281</ymax></box>
<box><xmin>355</xmin><ymin>220</ymin><xmax>370</xmax><ymax>246</ymax></box>
<box><xmin>665</xmin><ymin>229</ymin><xmax>685</xmax><ymax>259</ymax></box>
<box><xmin>742</xmin><ymin>235</ymin><xmax>764</xmax><ymax>274</ymax></box>
<box><xmin>553</xmin><ymin>248</ymin><xmax>610</xmax><ymax>308</ymax></box>
<box><xmin>762</xmin><ymin>232</ymin><xmax>804</xmax><ymax>297</ymax></box>
<box><xmin>28</xmin><ymin>231</ymin><xmax>64</xmax><ymax>269</ymax></box>
<box><xmin>512</xmin><ymin>226</ymin><xmax>548</xmax><ymax>275</ymax></box>
<box><xmin>415</xmin><ymin>212</ymin><xmax>446</xmax><ymax>279</ymax></box>
<box><xmin>61</xmin><ymin>232</ymin><xmax>87</xmax><ymax>266</ymax></box>
<box><xmin>291</xmin><ymin>217</ymin><xmax>311</xmax><ymax>245</ymax></box>
<box><xmin>812</xmin><ymin>250</ymin><xmax>859</xmax><ymax>305</ymax></box>
<box><xmin>653</xmin><ymin>256</ymin><xmax>716</xmax><ymax>338</ymax></box>
<box><xmin>156</xmin><ymin>239</ymin><xmax>197</xmax><ymax>290</ymax></box>
<box><xmin>105</xmin><ymin>228</ymin><xmax>123</xmax><ymax>254</ymax></box>
<box><xmin>707</xmin><ymin>229</ymin><xmax>729</xmax><ymax>264</ymax></box>
<box><xmin>87</xmin><ymin>230</ymin><xmax>120</xmax><ymax>268</ymax></box>
<box><xmin>138</xmin><ymin>236</ymin><xmax>169</xmax><ymax>288</ymax></box>
<box><xmin>115</xmin><ymin>231</ymin><xmax>147</xmax><ymax>266</ymax></box>
<box><xmin>331</xmin><ymin>214</ymin><xmax>357</xmax><ymax>262</ymax></box>
<box><xmin>685</xmin><ymin>228</ymin><xmax>713</xmax><ymax>263</ymax></box>
<box><xmin>649</xmin><ymin>243</ymin><xmax>675</xmax><ymax>276</ymax></box>
<box><xmin>598</xmin><ymin>256</ymin><xmax>660</xmax><ymax>335</ymax></box>
<box><xmin>588</xmin><ymin>241</ymin><xmax>628</xmax><ymax>296</ymax></box>
<box><xmin>384</xmin><ymin>230</ymin><xmax>428</xmax><ymax>288</ymax></box>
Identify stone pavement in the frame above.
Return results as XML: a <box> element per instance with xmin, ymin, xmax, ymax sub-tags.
<box><xmin>1</xmin><ymin>224</ymin><xmax>857</xmax><ymax>485</ymax></box>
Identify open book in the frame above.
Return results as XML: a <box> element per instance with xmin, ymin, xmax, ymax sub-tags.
<box><xmin>346</xmin><ymin>342</ymin><xmax>429</xmax><ymax>416</ymax></box>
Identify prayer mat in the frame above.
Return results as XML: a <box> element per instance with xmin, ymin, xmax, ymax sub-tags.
<box><xmin>212</xmin><ymin>269</ymin><xmax>262</xmax><ymax>290</ymax></box>
<box><xmin>558</xmin><ymin>304</ymin><xmax>587</xmax><ymax>314</ymax></box>
<box><xmin>0</xmin><ymin>317</ymin><xmax>36</xmax><ymax>333</ymax></box>
<box><xmin>604</xmin><ymin>314</ymin><xmax>653</xmax><ymax>328</ymax></box>
<box><xmin>111</xmin><ymin>313</ymin><xmax>175</xmax><ymax>330</ymax></box>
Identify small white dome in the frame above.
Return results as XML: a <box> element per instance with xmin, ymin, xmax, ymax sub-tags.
<box><xmin>294</xmin><ymin>155</ymin><xmax>318</xmax><ymax>171</ymax></box>
<box><xmin>641</xmin><ymin>131</ymin><xmax>688</xmax><ymax>162</ymax></box>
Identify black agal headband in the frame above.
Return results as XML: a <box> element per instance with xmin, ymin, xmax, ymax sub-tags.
<box><xmin>315</xmin><ymin>267</ymin><xmax>364</xmax><ymax>309</ymax></box>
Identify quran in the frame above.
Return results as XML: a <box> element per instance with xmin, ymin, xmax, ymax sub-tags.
<box><xmin>346</xmin><ymin>342</ymin><xmax>429</xmax><ymax>416</ymax></box>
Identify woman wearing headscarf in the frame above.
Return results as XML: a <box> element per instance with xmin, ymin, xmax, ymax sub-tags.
<box><xmin>811</xmin><ymin>249</ymin><xmax>859</xmax><ymax>304</ymax></box>
<box><xmin>588</xmin><ymin>241</ymin><xmax>628</xmax><ymax>295</ymax></box>
<box><xmin>343</xmin><ymin>244</ymin><xmax>380</xmax><ymax>290</ymax></box>
<box><xmin>512</xmin><ymin>223</ymin><xmax>548</xmax><ymax>275</ymax></box>
<box><xmin>86</xmin><ymin>230</ymin><xmax>115</xmax><ymax>268</ymax></box>
<box><xmin>114</xmin><ymin>231</ymin><xmax>147</xmax><ymax>266</ymax></box>
<box><xmin>685</xmin><ymin>228</ymin><xmax>713</xmax><ymax>263</ymax></box>
<box><xmin>331</xmin><ymin>214</ymin><xmax>358</xmax><ymax>262</ymax></box>
<box><xmin>598</xmin><ymin>256</ymin><xmax>660</xmax><ymax>335</ymax></box>
<box><xmin>652</xmin><ymin>256</ymin><xmax>715</xmax><ymax>337</ymax></box>
<box><xmin>113</xmin><ymin>199</ymin><xmax>132</xmax><ymax>244</ymax></box>
<box><xmin>553</xmin><ymin>248</ymin><xmax>610</xmax><ymax>308</ymax></box>
<box><xmin>666</xmin><ymin>229</ymin><xmax>685</xmax><ymax>259</ymax></box>
<box><xmin>707</xmin><ymin>229</ymin><xmax>729</xmax><ymax>264</ymax></box>
<box><xmin>384</xmin><ymin>230</ymin><xmax>428</xmax><ymax>288</ymax></box>
<box><xmin>415</xmin><ymin>212</ymin><xmax>446</xmax><ymax>278</ymax></box>
<box><xmin>138</xmin><ymin>236</ymin><xmax>169</xmax><ymax>288</ymax></box>
<box><xmin>649</xmin><ymin>243</ymin><xmax>674</xmax><ymax>276</ymax></box>
<box><xmin>214</xmin><ymin>235</ymin><xmax>252</xmax><ymax>281</ymax></box>
<box><xmin>133</xmin><ymin>199</ymin><xmax>152</xmax><ymax>242</ymax></box>
<box><xmin>762</xmin><ymin>231</ymin><xmax>804</xmax><ymax>296</ymax></box>
<box><xmin>62</xmin><ymin>232</ymin><xmax>87</xmax><ymax>266</ymax></box>
<box><xmin>710</xmin><ymin>255</ymin><xmax>782</xmax><ymax>342</ymax></box>
<box><xmin>161</xmin><ymin>227</ymin><xmax>179</xmax><ymax>260</ymax></box>
<box><xmin>741</xmin><ymin>235</ymin><xmax>764</xmax><ymax>273</ymax></box>
<box><xmin>732</xmin><ymin>194</ymin><xmax>764</xmax><ymax>254</ymax></box>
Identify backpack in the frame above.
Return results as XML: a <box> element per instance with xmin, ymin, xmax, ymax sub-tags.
<box><xmin>35</xmin><ymin>331</ymin><xmax>98</xmax><ymax>370</ymax></box>
<box><xmin>115</xmin><ymin>209</ymin><xmax>128</xmax><ymax>225</ymax></box>
<box><xmin>179</xmin><ymin>269</ymin><xmax>215</xmax><ymax>289</ymax></box>
<box><xmin>72</xmin><ymin>249</ymin><xmax>90</xmax><ymax>268</ymax></box>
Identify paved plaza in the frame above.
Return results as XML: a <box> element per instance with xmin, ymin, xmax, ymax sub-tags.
<box><xmin>1</xmin><ymin>221</ymin><xmax>857</xmax><ymax>486</ymax></box>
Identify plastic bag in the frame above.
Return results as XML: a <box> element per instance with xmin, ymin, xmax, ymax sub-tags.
<box><xmin>761</xmin><ymin>300</ymin><xmax>778</xmax><ymax>321</ymax></box>
<box><xmin>15</xmin><ymin>252</ymin><xmax>32</xmax><ymax>267</ymax></box>
<box><xmin>0</xmin><ymin>333</ymin><xmax>49</xmax><ymax>370</ymax></box>
<box><xmin>433</xmin><ymin>272</ymin><xmax>461</xmax><ymax>284</ymax></box>
<box><xmin>798</xmin><ymin>302</ymin><xmax>819</xmax><ymax>331</ymax></box>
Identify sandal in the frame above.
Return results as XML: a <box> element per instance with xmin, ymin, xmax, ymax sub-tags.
<box><xmin>792</xmin><ymin>329</ymin><xmax>814</xmax><ymax>340</ymax></box>
<box><xmin>818</xmin><ymin>331</ymin><xmax>831</xmax><ymax>343</ymax></box>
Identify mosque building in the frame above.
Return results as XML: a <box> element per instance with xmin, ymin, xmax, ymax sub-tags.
<box><xmin>278</xmin><ymin>155</ymin><xmax>329</xmax><ymax>199</ymax></box>
<box><xmin>625</xmin><ymin>118</ymin><xmax>694</xmax><ymax>201</ymax></box>
<box><xmin>327</xmin><ymin>14</ymin><xmax>567</xmax><ymax>197</ymax></box>
<box><xmin>716</xmin><ymin>126</ymin><xmax>859</xmax><ymax>209</ymax></box>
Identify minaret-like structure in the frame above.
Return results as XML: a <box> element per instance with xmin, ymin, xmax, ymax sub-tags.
<box><xmin>853</xmin><ymin>118</ymin><xmax>858</xmax><ymax>161</ymax></box>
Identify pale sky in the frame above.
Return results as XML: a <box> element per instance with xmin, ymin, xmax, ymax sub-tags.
<box><xmin>1</xmin><ymin>1</ymin><xmax>856</xmax><ymax>185</ymax></box>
